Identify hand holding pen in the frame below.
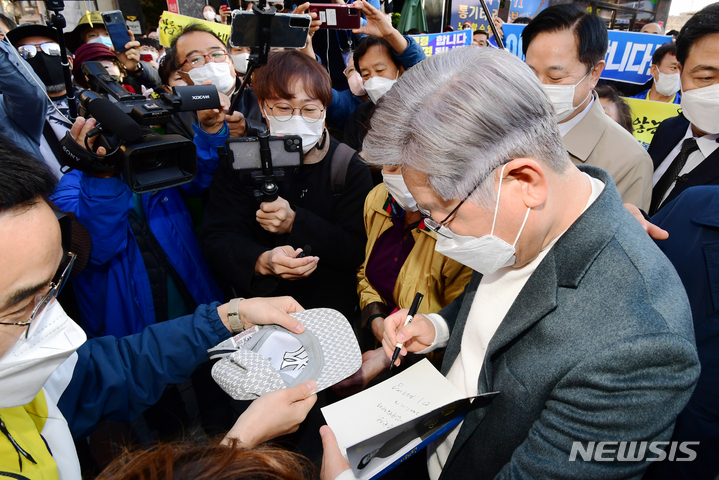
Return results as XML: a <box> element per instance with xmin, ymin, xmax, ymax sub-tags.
<box><xmin>390</xmin><ymin>292</ymin><xmax>424</xmax><ymax>371</ymax></box>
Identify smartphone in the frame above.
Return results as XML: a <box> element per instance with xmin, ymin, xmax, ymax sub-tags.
<box><xmin>230</xmin><ymin>11</ymin><xmax>311</xmax><ymax>49</ymax></box>
<box><xmin>101</xmin><ymin>10</ymin><xmax>132</xmax><ymax>53</ymax></box>
<box><xmin>140</xmin><ymin>53</ymin><xmax>154</xmax><ymax>62</ymax></box>
<box><xmin>308</xmin><ymin>4</ymin><xmax>361</xmax><ymax>30</ymax></box>
<box><xmin>226</xmin><ymin>135</ymin><xmax>303</xmax><ymax>170</ymax></box>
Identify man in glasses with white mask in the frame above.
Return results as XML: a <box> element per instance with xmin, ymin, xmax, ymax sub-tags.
<box><xmin>522</xmin><ymin>5</ymin><xmax>654</xmax><ymax>212</ymax></box>
<box><xmin>355</xmin><ymin>46</ymin><xmax>699</xmax><ymax>480</ymax></box>
<box><xmin>0</xmin><ymin>141</ymin><xmax>319</xmax><ymax>479</ymax></box>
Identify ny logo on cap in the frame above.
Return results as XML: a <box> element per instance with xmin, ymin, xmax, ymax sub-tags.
<box><xmin>281</xmin><ymin>346</ymin><xmax>309</xmax><ymax>370</ymax></box>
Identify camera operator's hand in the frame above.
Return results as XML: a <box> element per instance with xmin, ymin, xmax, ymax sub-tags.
<box><xmin>352</xmin><ymin>0</ymin><xmax>408</xmax><ymax>53</ymax></box>
<box><xmin>255</xmin><ymin>246</ymin><xmax>319</xmax><ymax>280</ymax></box>
<box><xmin>256</xmin><ymin>196</ymin><xmax>295</xmax><ymax>234</ymax></box>
<box><xmin>226</xmin><ymin>110</ymin><xmax>247</xmax><ymax>138</ymax></box>
<box><xmin>197</xmin><ymin>82</ymin><xmax>247</xmax><ymax>136</ymax></box>
<box><xmin>70</xmin><ymin>117</ymin><xmax>116</xmax><ymax>178</ymax></box>
<box><xmin>117</xmin><ymin>40</ymin><xmax>142</xmax><ymax>73</ymax></box>
<box><xmin>223</xmin><ymin>380</ymin><xmax>317</xmax><ymax>448</ymax></box>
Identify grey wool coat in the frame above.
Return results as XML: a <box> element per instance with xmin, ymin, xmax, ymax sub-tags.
<box><xmin>436</xmin><ymin>166</ymin><xmax>700</xmax><ymax>480</ymax></box>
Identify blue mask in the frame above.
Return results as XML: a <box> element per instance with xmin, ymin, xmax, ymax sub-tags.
<box><xmin>87</xmin><ymin>36</ymin><xmax>114</xmax><ymax>49</ymax></box>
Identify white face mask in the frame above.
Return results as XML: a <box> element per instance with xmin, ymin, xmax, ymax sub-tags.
<box><xmin>383</xmin><ymin>172</ymin><xmax>418</xmax><ymax>212</ymax></box>
<box><xmin>541</xmin><ymin>69</ymin><xmax>592</xmax><ymax>122</ymax></box>
<box><xmin>654</xmin><ymin>71</ymin><xmax>681</xmax><ymax>97</ymax></box>
<box><xmin>680</xmin><ymin>83</ymin><xmax>719</xmax><ymax>135</ymax></box>
<box><xmin>203</xmin><ymin>10</ymin><xmax>216</xmax><ymax>21</ymax></box>
<box><xmin>434</xmin><ymin>164</ymin><xmax>531</xmax><ymax>275</ymax></box>
<box><xmin>265</xmin><ymin>111</ymin><xmax>326</xmax><ymax>153</ymax></box>
<box><xmin>87</xmin><ymin>35</ymin><xmax>114</xmax><ymax>49</ymax></box>
<box><xmin>188</xmin><ymin>62</ymin><xmax>236</xmax><ymax>95</ymax></box>
<box><xmin>364</xmin><ymin>73</ymin><xmax>398</xmax><ymax>104</ymax></box>
<box><xmin>0</xmin><ymin>300</ymin><xmax>86</xmax><ymax>408</ymax></box>
<box><xmin>231</xmin><ymin>52</ymin><xmax>250</xmax><ymax>74</ymax></box>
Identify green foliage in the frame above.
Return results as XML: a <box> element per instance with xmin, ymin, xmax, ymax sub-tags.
<box><xmin>391</xmin><ymin>12</ymin><xmax>401</xmax><ymax>28</ymax></box>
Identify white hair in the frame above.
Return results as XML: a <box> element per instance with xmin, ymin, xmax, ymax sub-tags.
<box><xmin>362</xmin><ymin>47</ymin><xmax>571</xmax><ymax>209</ymax></box>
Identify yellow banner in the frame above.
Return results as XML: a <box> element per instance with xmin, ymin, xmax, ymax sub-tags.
<box><xmin>158</xmin><ymin>11</ymin><xmax>231</xmax><ymax>48</ymax></box>
<box><xmin>625</xmin><ymin>97</ymin><xmax>682</xmax><ymax>149</ymax></box>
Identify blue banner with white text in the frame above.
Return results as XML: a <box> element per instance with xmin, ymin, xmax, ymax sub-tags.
<box><xmin>503</xmin><ymin>24</ymin><xmax>673</xmax><ymax>84</ymax></box>
<box><xmin>409</xmin><ymin>30</ymin><xmax>472</xmax><ymax>56</ymax></box>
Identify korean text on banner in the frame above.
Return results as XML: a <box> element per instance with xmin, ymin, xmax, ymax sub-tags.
<box><xmin>158</xmin><ymin>10</ymin><xmax>231</xmax><ymax>47</ymax></box>
<box><xmin>449</xmin><ymin>0</ymin><xmax>499</xmax><ymax>33</ymax></box>
<box><xmin>409</xmin><ymin>31</ymin><xmax>471</xmax><ymax>56</ymax></box>
<box><xmin>625</xmin><ymin>97</ymin><xmax>682</xmax><ymax>149</ymax></box>
<box><xmin>508</xmin><ymin>0</ymin><xmax>547</xmax><ymax>22</ymax></box>
<box><xmin>503</xmin><ymin>23</ymin><xmax>673</xmax><ymax>84</ymax></box>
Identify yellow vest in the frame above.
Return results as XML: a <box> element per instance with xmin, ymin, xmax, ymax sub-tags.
<box><xmin>0</xmin><ymin>390</ymin><xmax>59</xmax><ymax>479</ymax></box>
<box><xmin>357</xmin><ymin>184</ymin><xmax>473</xmax><ymax>314</ymax></box>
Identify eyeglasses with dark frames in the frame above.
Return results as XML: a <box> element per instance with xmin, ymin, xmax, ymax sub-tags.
<box><xmin>418</xmin><ymin>162</ymin><xmax>510</xmax><ymax>238</ymax></box>
<box><xmin>0</xmin><ymin>251</ymin><xmax>76</xmax><ymax>339</ymax></box>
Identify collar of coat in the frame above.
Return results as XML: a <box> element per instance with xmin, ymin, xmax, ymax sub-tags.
<box><xmin>562</xmin><ymin>91</ymin><xmax>607</xmax><ymax>162</ymax></box>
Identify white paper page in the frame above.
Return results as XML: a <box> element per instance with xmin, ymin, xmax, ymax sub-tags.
<box><xmin>321</xmin><ymin>358</ymin><xmax>465</xmax><ymax>455</ymax></box>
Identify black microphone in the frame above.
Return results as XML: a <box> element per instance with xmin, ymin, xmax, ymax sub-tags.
<box><xmin>297</xmin><ymin>245</ymin><xmax>312</xmax><ymax>258</ymax></box>
<box><xmin>84</xmin><ymin>96</ymin><xmax>142</xmax><ymax>142</ymax></box>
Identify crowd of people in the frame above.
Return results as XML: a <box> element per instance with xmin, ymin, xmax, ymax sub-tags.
<box><xmin>0</xmin><ymin>1</ymin><xmax>717</xmax><ymax>479</ymax></box>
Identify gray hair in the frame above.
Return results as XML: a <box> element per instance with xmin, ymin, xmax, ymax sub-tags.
<box><xmin>362</xmin><ymin>47</ymin><xmax>571</xmax><ymax>210</ymax></box>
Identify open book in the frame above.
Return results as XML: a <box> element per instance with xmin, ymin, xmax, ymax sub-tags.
<box><xmin>321</xmin><ymin>359</ymin><xmax>498</xmax><ymax>479</ymax></box>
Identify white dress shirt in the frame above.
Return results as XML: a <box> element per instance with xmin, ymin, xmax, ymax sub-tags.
<box><xmin>558</xmin><ymin>96</ymin><xmax>594</xmax><ymax>137</ymax></box>
<box><xmin>652</xmin><ymin>124</ymin><xmax>719</xmax><ymax>206</ymax></box>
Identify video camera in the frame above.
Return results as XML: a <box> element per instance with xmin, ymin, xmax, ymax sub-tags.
<box><xmin>60</xmin><ymin>62</ymin><xmax>222</xmax><ymax>194</ymax></box>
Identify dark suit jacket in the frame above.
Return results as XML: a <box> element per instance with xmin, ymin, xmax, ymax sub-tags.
<box><xmin>647</xmin><ymin>114</ymin><xmax>719</xmax><ymax>212</ymax></box>
<box><xmin>643</xmin><ymin>187</ymin><xmax>719</xmax><ymax>480</ymax></box>
<box><xmin>436</xmin><ymin>166</ymin><xmax>700</xmax><ymax>480</ymax></box>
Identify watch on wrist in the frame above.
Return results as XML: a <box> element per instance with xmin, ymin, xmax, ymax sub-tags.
<box><xmin>227</xmin><ymin>297</ymin><xmax>245</xmax><ymax>334</ymax></box>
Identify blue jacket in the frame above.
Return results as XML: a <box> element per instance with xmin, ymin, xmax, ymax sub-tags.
<box><xmin>52</xmin><ymin>302</ymin><xmax>231</xmax><ymax>439</ymax></box>
<box><xmin>630</xmin><ymin>88</ymin><xmax>681</xmax><ymax>104</ymax></box>
<box><xmin>51</xmin><ymin>171</ymin><xmax>223</xmax><ymax>338</ymax></box>
<box><xmin>0</xmin><ymin>39</ymin><xmax>47</xmax><ymax>160</ymax></box>
<box><xmin>643</xmin><ymin>186</ymin><xmax>719</xmax><ymax>480</ymax></box>
<box><xmin>327</xmin><ymin>35</ymin><xmax>427</xmax><ymax>130</ymax></box>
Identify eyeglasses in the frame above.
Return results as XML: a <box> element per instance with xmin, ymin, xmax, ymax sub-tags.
<box><xmin>17</xmin><ymin>42</ymin><xmax>61</xmax><ymax>60</ymax></box>
<box><xmin>418</xmin><ymin>183</ymin><xmax>480</xmax><ymax>239</ymax></box>
<box><xmin>419</xmin><ymin>162</ymin><xmax>510</xmax><ymax>238</ymax></box>
<box><xmin>181</xmin><ymin>50</ymin><xmax>229</xmax><ymax>69</ymax></box>
<box><xmin>0</xmin><ymin>251</ymin><xmax>76</xmax><ymax>339</ymax></box>
<box><xmin>264</xmin><ymin>101</ymin><xmax>325</xmax><ymax>123</ymax></box>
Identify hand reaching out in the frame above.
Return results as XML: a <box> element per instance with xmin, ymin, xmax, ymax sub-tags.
<box><xmin>224</xmin><ymin>380</ymin><xmax>317</xmax><ymax>448</ymax></box>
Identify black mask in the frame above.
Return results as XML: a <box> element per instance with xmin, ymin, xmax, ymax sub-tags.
<box><xmin>26</xmin><ymin>52</ymin><xmax>65</xmax><ymax>89</ymax></box>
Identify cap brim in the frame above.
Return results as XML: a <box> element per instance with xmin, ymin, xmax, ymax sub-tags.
<box><xmin>7</xmin><ymin>24</ymin><xmax>58</xmax><ymax>46</ymax></box>
<box><xmin>290</xmin><ymin>308</ymin><xmax>362</xmax><ymax>392</ymax></box>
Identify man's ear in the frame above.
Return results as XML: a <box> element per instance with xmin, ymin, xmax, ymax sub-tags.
<box><xmin>589</xmin><ymin>60</ymin><xmax>605</xmax><ymax>89</ymax></box>
<box><xmin>504</xmin><ymin>158</ymin><xmax>548</xmax><ymax>209</ymax></box>
<box><xmin>650</xmin><ymin>64</ymin><xmax>659</xmax><ymax>81</ymax></box>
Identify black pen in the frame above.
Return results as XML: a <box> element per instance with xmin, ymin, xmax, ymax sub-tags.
<box><xmin>389</xmin><ymin>292</ymin><xmax>424</xmax><ymax>371</ymax></box>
